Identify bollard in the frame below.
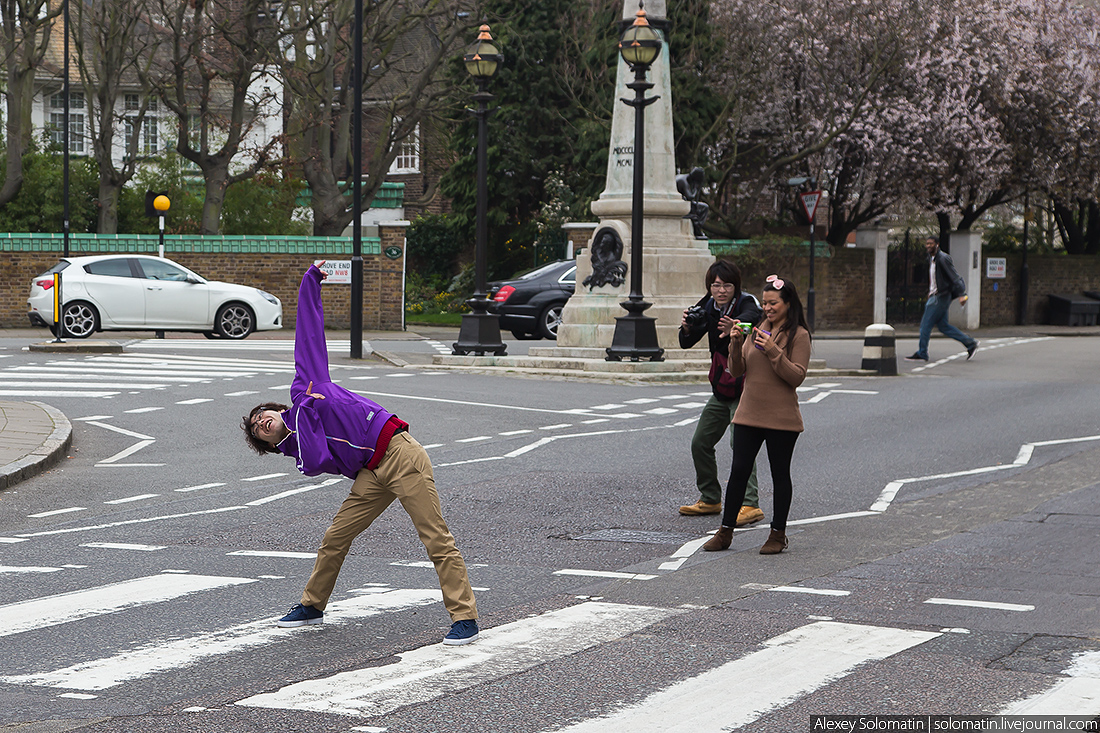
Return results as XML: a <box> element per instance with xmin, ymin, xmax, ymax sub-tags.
<box><xmin>860</xmin><ymin>323</ymin><xmax>897</xmax><ymax>375</ymax></box>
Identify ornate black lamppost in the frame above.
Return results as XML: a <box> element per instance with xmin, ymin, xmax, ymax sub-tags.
<box><xmin>452</xmin><ymin>25</ymin><xmax>507</xmax><ymax>356</ymax></box>
<box><xmin>605</xmin><ymin>4</ymin><xmax>664</xmax><ymax>362</ymax></box>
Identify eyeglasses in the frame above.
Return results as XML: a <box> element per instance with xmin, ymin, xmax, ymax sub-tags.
<box><xmin>766</xmin><ymin>274</ymin><xmax>785</xmax><ymax>290</ymax></box>
<box><xmin>710</xmin><ymin>282</ymin><xmax>735</xmax><ymax>291</ymax></box>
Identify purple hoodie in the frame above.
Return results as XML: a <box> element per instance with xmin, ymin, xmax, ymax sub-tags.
<box><xmin>276</xmin><ymin>265</ymin><xmax>400</xmax><ymax>479</ymax></box>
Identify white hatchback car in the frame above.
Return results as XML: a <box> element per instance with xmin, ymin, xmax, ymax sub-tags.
<box><xmin>27</xmin><ymin>254</ymin><xmax>282</xmax><ymax>339</ymax></box>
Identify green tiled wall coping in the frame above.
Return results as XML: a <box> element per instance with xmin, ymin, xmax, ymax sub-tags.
<box><xmin>708</xmin><ymin>239</ymin><xmax>833</xmax><ymax>258</ymax></box>
<box><xmin>0</xmin><ymin>233</ymin><xmax>383</xmax><ymax>255</ymax></box>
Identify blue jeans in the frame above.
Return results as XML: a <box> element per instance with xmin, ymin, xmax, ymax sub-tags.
<box><xmin>917</xmin><ymin>293</ymin><xmax>976</xmax><ymax>359</ymax></box>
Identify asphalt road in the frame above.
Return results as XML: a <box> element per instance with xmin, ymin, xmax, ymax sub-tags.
<box><xmin>0</xmin><ymin>329</ymin><xmax>1098</xmax><ymax>733</ymax></box>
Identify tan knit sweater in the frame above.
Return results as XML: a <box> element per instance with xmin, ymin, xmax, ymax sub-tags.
<box><xmin>727</xmin><ymin>324</ymin><xmax>811</xmax><ymax>432</ymax></box>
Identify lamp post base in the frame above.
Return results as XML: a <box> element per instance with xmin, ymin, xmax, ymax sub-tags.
<box><xmin>452</xmin><ymin>299</ymin><xmax>507</xmax><ymax>356</ymax></box>
<box><xmin>605</xmin><ymin>299</ymin><xmax>664</xmax><ymax>362</ymax></box>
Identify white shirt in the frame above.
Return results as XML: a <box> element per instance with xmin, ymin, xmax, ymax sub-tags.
<box><xmin>928</xmin><ymin>257</ymin><xmax>938</xmax><ymax>297</ymax></box>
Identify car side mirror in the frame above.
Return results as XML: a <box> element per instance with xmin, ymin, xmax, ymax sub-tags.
<box><xmin>185</xmin><ymin>276</ymin><xmax>202</xmax><ymax>284</ymax></box>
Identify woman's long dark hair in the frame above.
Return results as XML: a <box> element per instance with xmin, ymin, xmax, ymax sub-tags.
<box><xmin>763</xmin><ymin>278</ymin><xmax>812</xmax><ymax>357</ymax></box>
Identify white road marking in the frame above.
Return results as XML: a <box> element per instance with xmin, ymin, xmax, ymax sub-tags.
<box><xmin>870</xmin><ymin>433</ymin><xmax>1100</xmax><ymax>512</ymax></box>
<box><xmin>0</xmin><ymin>538</ymin><xmax>29</xmax><ymax>543</ymax></box>
<box><xmin>498</xmin><ymin>429</ymin><xmax>533</xmax><ymax>436</ymax></box>
<box><xmin>103</xmin><ymin>494</ymin><xmax>159</xmax><ymax>505</ymax></box>
<box><xmin>554</xmin><ymin>569</ymin><xmax>658</xmax><ymax>581</ymax></box>
<box><xmin>0</xmin><ymin>381</ymin><xmax>167</xmax><ymax>389</ymax></box>
<box><xmin>125</xmin><ymin>407</ymin><xmax>165</xmax><ymax>413</ymax></box>
<box><xmin>176</xmin><ymin>398</ymin><xmax>213</xmax><ymax>405</ymax></box>
<box><xmin>241</xmin><ymin>473</ymin><xmax>289</xmax><ymax>482</ymax></box>
<box><xmin>0</xmin><ymin>589</ymin><xmax>442</xmax><ymax>692</ymax></box>
<box><xmin>767</xmin><ymin>586</ymin><xmax>851</xmax><ymax>597</ymax></box>
<box><xmin>0</xmin><ymin>574</ymin><xmax>256</xmax><ymax>638</ymax></box>
<box><xmin>1002</xmin><ymin>651</ymin><xmax>1100</xmax><ymax>714</ymax></box>
<box><xmin>227</xmin><ymin>550</ymin><xmax>316</xmax><ymax>559</ymax></box>
<box><xmin>84</xmin><ymin>421</ymin><xmax>153</xmax><ymax>440</ymax></box>
<box><xmin>225</xmin><ymin>390</ymin><xmax>260</xmax><ymax>396</ymax></box>
<box><xmin>28</xmin><ymin>507</ymin><xmax>86</xmax><ymax>518</ymax></box>
<box><xmin>80</xmin><ymin>542</ymin><xmax>165</xmax><ymax>551</ymax></box>
<box><xmin>235</xmin><ymin>602</ymin><xmax>682</xmax><ymax>717</ymax></box>
<box><xmin>0</xmin><ymin>390</ymin><xmax>117</xmax><ymax>397</ymax></box>
<box><xmin>924</xmin><ymin>597</ymin><xmax>1035</xmax><ymax>612</ymax></box>
<box><xmin>14</xmin><ymin>506</ymin><xmax>248</xmax><ymax>538</ymax></box>
<box><xmin>539</xmin><ymin>423</ymin><xmax>572</xmax><ymax>430</ymax></box>
<box><xmin>174</xmin><ymin>482</ymin><xmax>227</xmax><ymax>493</ymax></box>
<box><xmin>421</xmin><ymin>443</ymin><xmax>443</xmax><ymax>449</ymax></box>
<box><xmin>455</xmin><ymin>436</ymin><xmax>493</xmax><ymax>443</ymax></box>
<box><xmin>546</xmin><ymin>621</ymin><xmax>940</xmax><ymax>732</ymax></box>
<box><xmin>245</xmin><ymin>478</ymin><xmax>343</xmax><ymax>506</ymax></box>
<box><xmin>97</xmin><ymin>439</ymin><xmax>155</xmax><ymax>465</ymax></box>
<box><xmin>0</xmin><ymin>566</ymin><xmax>62</xmax><ymax>574</ymax></box>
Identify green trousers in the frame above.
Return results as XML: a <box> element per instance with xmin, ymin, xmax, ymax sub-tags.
<box><xmin>691</xmin><ymin>393</ymin><xmax>759</xmax><ymax>507</ymax></box>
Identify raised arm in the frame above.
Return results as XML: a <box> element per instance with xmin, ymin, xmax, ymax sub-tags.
<box><xmin>291</xmin><ymin>264</ymin><xmax>329</xmax><ymax>401</ymax></box>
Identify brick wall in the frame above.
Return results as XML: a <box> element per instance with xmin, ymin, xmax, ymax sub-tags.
<box><xmin>980</xmin><ymin>254</ymin><xmax>1100</xmax><ymax>325</ymax></box>
<box><xmin>0</xmin><ymin>227</ymin><xmax>408</xmax><ymax>331</ymax></box>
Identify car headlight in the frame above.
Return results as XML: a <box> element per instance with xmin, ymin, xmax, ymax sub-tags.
<box><xmin>260</xmin><ymin>291</ymin><xmax>279</xmax><ymax>306</ymax></box>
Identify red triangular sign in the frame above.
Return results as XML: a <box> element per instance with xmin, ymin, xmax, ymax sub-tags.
<box><xmin>800</xmin><ymin>191</ymin><xmax>822</xmax><ymax>222</ymax></box>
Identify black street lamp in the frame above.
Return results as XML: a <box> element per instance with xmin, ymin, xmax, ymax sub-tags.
<box><xmin>453</xmin><ymin>24</ymin><xmax>507</xmax><ymax>356</ymax></box>
<box><xmin>350</xmin><ymin>0</ymin><xmax>364</xmax><ymax>358</ymax></box>
<box><xmin>605</xmin><ymin>3</ymin><xmax>664</xmax><ymax>362</ymax></box>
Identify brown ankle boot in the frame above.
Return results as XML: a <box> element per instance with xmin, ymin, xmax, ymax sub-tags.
<box><xmin>759</xmin><ymin>529</ymin><xmax>788</xmax><ymax>555</ymax></box>
<box><xmin>703</xmin><ymin>526</ymin><xmax>733</xmax><ymax>552</ymax></box>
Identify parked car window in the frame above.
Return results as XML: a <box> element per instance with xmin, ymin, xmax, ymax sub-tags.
<box><xmin>559</xmin><ymin>266</ymin><xmax>577</xmax><ymax>285</ymax></box>
<box><xmin>38</xmin><ymin>261</ymin><xmax>71</xmax><ymax>277</ymax></box>
<box><xmin>138</xmin><ymin>259</ymin><xmax>191</xmax><ymax>281</ymax></box>
<box><xmin>84</xmin><ymin>259</ymin><xmax>134</xmax><ymax>278</ymax></box>
<box><xmin>515</xmin><ymin>261</ymin><xmax>569</xmax><ymax>281</ymax></box>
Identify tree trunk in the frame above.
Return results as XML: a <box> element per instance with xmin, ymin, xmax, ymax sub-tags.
<box><xmin>202</xmin><ymin>167</ymin><xmax>229</xmax><ymax>235</ymax></box>
<box><xmin>0</xmin><ymin>67</ymin><xmax>34</xmax><ymax>206</ymax></box>
<box><xmin>97</xmin><ymin>177</ymin><xmax>120</xmax><ymax>234</ymax></box>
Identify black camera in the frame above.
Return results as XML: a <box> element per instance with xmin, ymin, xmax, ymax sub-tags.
<box><xmin>684</xmin><ymin>305</ymin><xmax>708</xmax><ymax>329</ymax></box>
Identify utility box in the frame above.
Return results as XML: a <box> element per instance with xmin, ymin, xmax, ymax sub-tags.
<box><xmin>1047</xmin><ymin>293</ymin><xmax>1100</xmax><ymax>326</ymax></box>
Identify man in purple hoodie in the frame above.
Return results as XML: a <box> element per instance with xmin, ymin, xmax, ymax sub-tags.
<box><xmin>242</xmin><ymin>263</ymin><xmax>479</xmax><ymax>646</ymax></box>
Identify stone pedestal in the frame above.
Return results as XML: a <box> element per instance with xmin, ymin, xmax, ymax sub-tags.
<box><xmin>557</xmin><ymin>0</ymin><xmax>714</xmax><ymax>352</ymax></box>
<box><xmin>854</xmin><ymin>226</ymin><xmax>890</xmax><ymax>325</ymax></box>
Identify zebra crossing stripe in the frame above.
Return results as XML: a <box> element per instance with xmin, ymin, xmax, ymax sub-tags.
<box><xmin>0</xmin><ymin>588</ymin><xmax>443</xmax><ymax>691</ymax></box>
<box><xmin>0</xmin><ymin>574</ymin><xmax>257</xmax><ymax>638</ymax></box>
<box><xmin>546</xmin><ymin>621</ymin><xmax>941</xmax><ymax>733</ymax></box>
<box><xmin>235</xmin><ymin>601</ymin><xmax>683</xmax><ymax>717</ymax></box>
<box><xmin>1001</xmin><ymin>650</ymin><xmax>1100</xmax><ymax>714</ymax></box>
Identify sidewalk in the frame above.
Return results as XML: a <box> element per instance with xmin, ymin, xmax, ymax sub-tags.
<box><xmin>0</xmin><ymin>401</ymin><xmax>72</xmax><ymax>491</ymax></box>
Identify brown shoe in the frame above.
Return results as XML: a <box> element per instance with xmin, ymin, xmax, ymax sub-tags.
<box><xmin>703</xmin><ymin>526</ymin><xmax>733</xmax><ymax>552</ymax></box>
<box><xmin>759</xmin><ymin>529</ymin><xmax>788</xmax><ymax>555</ymax></box>
<box><xmin>679</xmin><ymin>500</ymin><xmax>721</xmax><ymax>516</ymax></box>
<box><xmin>735</xmin><ymin>506</ymin><xmax>765</xmax><ymax>527</ymax></box>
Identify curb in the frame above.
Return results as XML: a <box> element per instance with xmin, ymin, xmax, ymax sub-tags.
<box><xmin>0</xmin><ymin>402</ymin><xmax>73</xmax><ymax>491</ymax></box>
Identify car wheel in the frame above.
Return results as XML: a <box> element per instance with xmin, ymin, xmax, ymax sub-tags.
<box><xmin>60</xmin><ymin>302</ymin><xmax>99</xmax><ymax>339</ymax></box>
<box><xmin>511</xmin><ymin>330</ymin><xmax>538</xmax><ymax>340</ymax></box>
<box><xmin>538</xmin><ymin>302</ymin><xmax>564</xmax><ymax>340</ymax></box>
<box><xmin>215</xmin><ymin>303</ymin><xmax>255</xmax><ymax>339</ymax></box>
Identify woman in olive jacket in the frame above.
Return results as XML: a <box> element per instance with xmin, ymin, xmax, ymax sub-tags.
<box><xmin>703</xmin><ymin>275</ymin><xmax>812</xmax><ymax>555</ymax></box>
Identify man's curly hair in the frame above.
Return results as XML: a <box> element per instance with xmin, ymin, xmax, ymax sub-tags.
<box><xmin>242</xmin><ymin>402</ymin><xmax>289</xmax><ymax>455</ymax></box>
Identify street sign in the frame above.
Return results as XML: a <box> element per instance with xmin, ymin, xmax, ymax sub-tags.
<box><xmin>314</xmin><ymin>259</ymin><xmax>352</xmax><ymax>284</ymax></box>
<box><xmin>799</xmin><ymin>191</ymin><xmax>823</xmax><ymax>223</ymax></box>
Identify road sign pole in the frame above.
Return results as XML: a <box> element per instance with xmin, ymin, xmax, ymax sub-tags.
<box><xmin>799</xmin><ymin>191</ymin><xmax>822</xmax><ymax>331</ymax></box>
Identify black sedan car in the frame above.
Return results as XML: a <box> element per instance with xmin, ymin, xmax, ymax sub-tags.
<box><xmin>488</xmin><ymin>259</ymin><xmax>576</xmax><ymax>340</ymax></box>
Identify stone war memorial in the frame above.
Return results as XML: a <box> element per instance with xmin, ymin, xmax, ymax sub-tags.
<box><xmin>557</xmin><ymin>0</ymin><xmax>715</xmax><ymax>355</ymax></box>
<box><xmin>438</xmin><ymin>0</ymin><xmax>718</xmax><ymax>378</ymax></box>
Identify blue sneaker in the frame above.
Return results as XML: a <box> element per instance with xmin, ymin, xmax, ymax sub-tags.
<box><xmin>443</xmin><ymin>619</ymin><xmax>479</xmax><ymax>646</ymax></box>
<box><xmin>277</xmin><ymin>603</ymin><xmax>323</xmax><ymax>627</ymax></box>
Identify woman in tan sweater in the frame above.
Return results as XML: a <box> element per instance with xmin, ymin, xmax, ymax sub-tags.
<box><xmin>703</xmin><ymin>275</ymin><xmax>812</xmax><ymax>555</ymax></box>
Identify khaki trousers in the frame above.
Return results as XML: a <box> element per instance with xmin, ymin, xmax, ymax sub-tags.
<box><xmin>300</xmin><ymin>431</ymin><xmax>478</xmax><ymax>622</ymax></box>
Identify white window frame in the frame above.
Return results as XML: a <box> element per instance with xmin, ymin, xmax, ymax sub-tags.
<box><xmin>388</xmin><ymin>123</ymin><xmax>420</xmax><ymax>174</ymax></box>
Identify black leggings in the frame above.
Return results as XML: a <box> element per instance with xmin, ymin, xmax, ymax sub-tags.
<box><xmin>722</xmin><ymin>423</ymin><xmax>800</xmax><ymax>530</ymax></box>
